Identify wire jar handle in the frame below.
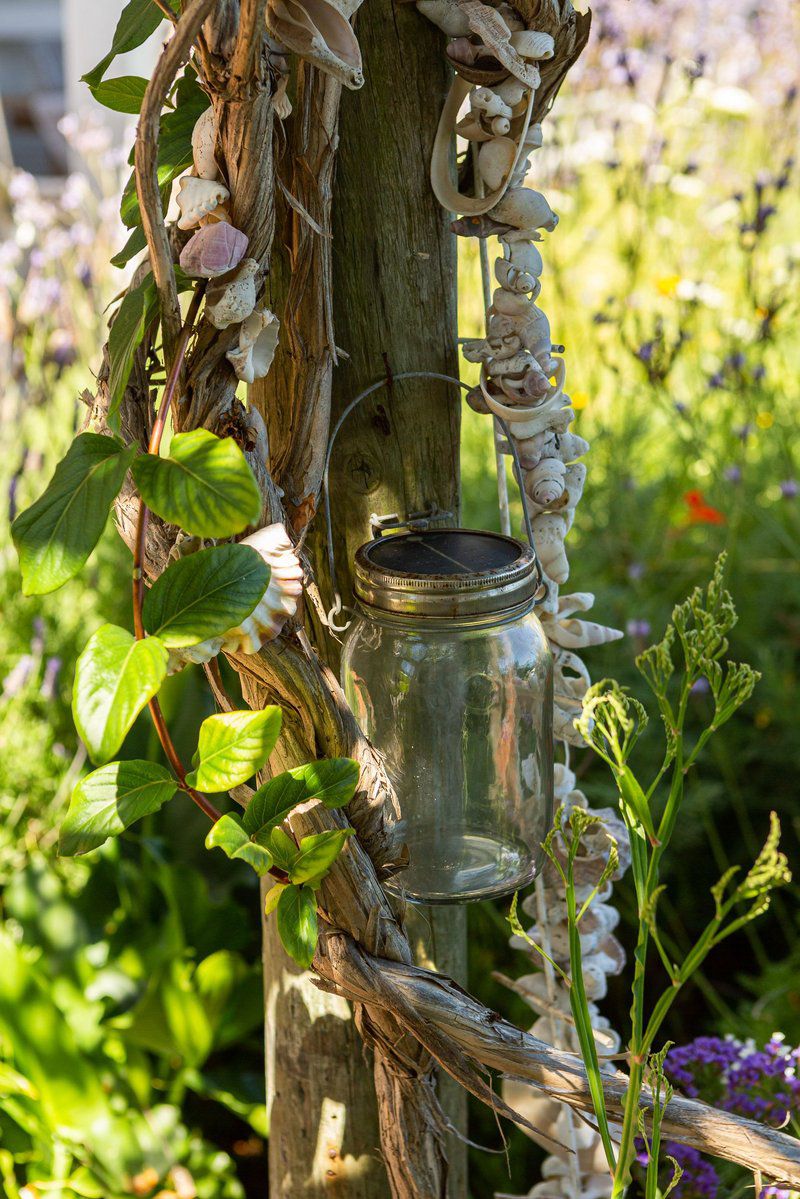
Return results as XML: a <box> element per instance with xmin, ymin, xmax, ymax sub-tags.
<box><xmin>321</xmin><ymin>370</ymin><xmax>544</xmax><ymax>633</ymax></box>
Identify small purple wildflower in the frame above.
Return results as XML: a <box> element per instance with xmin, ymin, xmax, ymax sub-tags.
<box><xmin>708</xmin><ymin>372</ymin><xmax>725</xmax><ymax>390</ymax></box>
<box><xmin>780</xmin><ymin>479</ymin><xmax>798</xmax><ymax>499</ymax></box>
<box><xmin>626</xmin><ymin>619</ymin><xmax>651</xmax><ymax>638</ymax></box>
<box><xmin>736</xmin><ymin>423</ymin><xmax>752</xmax><ymax>443</ymax></box>
<box><xmin>675</xmin><ymin>401</ymin><xmax>688</xmax><ymax>415</ymax></box>
<box><xmin>40</xmin><ymin>656</ymin><xmax>62</xmax><ymax>702</ymax></box>
<box><xmin>691</xmin><ymin>677</ymin><xmax>711</xmax><ymax>695</ymax></box>
<box><xmin>666</xmin><ymin>1036</ymin><xmax>800</xmax><ymax>1128</ymax></box>
<box><xmin>627</xmin><ymin>562</ymin><xmax>646</xmax><ymax>581</ymax></box>
<box><xmin>724</xmin><ymin>465</ymin><xmax>742</xmax><ymax>484</ymax></box>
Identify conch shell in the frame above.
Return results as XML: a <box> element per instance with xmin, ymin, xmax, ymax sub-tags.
<box><xmin>532</xmin><ymin>511</ymin><xmax>569</xmax><ymax>584</ymax></box>
<box><xmin>266</xmin><ymin>0</ymin><xmax>364</xmax><ymax>89</ymax></box>
<box><xmin>541</xmin><ymin>592</ymin><xmax>624</xmax><ymax>651</ymax></box>
<box><xmin>489</xmin><ymin>187</ymin><xmax>559</xmax><ymax>233</ymax></box>
<box><xmin>167</xmin><ymin>524</ymin><xmax>304</xmax><ymax>672</ymax></box>
<box><xmin>205</xmin><ymin>259</ymin><xmax>259</xmax><ymax>329</ymax></box>
<box><xmin>226</xmin><ymin>307</ymin><xmax>280</xmax><ymax>384</ymax></box>
<box><xmin>176</xmin><ymin>176</ymin><xmax>230</xmax><ymax>230</ymax></box>
<box><xmin>191</xmin><ymin>107</ymin><xmax>218</xmax><ymax>180</ymax></box>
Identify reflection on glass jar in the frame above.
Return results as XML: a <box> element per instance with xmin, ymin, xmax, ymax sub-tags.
<box><xmin>341</xmin><ymin>529</ymin><xmax>554</xmax><ymax>904</ymax></box>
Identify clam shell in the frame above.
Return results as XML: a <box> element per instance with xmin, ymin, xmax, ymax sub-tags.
<box><xmin>478</xmin><ymin>136</ymin><xmax>517</xmax><ymax>191</ymax></box>
<box><xmin>179</xmin><ymin>222</ymin><xmax>249</xmax><ymax>278</ymax></box>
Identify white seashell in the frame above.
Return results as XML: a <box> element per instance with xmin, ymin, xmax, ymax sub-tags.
<box><xmin>523</xmin><ymin>122</ymin><xmax>544</xmax><ymax>150</ymax></box>
<box><xmin>524</xmin><ymin>458</ymin><xmax>567</xmax><ymax>507</ymax></box>
<box><xmin>564</xmin><ymin>460</ymin><xmax>587</xmax><ymax>512</ymax></box>
<box><xmin>510</xmin><ymin>30</ymin><xmax>555</xmax><ymax>60</ymax></box>
<box><xmin>462</xmin><ymin>337</ymin><xmax>493</xmax><ymax>364</ymax></box>
<box><xmin>478</xmin><ymin>136</ymin><xmax>517</xmax><ymax>191</ymax></box>
<box><xmin>494</xmin><ymin>257</ymin><xmax>537</xmax><ymax>293</ymax></box>
<box><xmin>221</xmin><ymin>524</ymin><xmax>304</xmax><ymax>652</ymax></box>
<box><xmin>533</xmin><ymin>512</ymin><xmax>569</xmax><ymax>584</ymax></box>
<box><xmin>205</xmin><ymin>259</ymin><xmax>260</xmax><ymax>329</ymax></box>
<box><xmin>491</xmin><ymin>115</ymin><xmax>511</xmax><ymax>136</ymax></box>
<box><xmin>491</xmin><ymin>286</ymin><xmax>534</xmax><ymax>317</ymax></box>
<box><xmin>273</xmin><ymin>73</ymin><xmax>293</xmax><ymax>120</ymax></box>
<box><xmin>489</xmin><ymin>187</ymin><xmax>559</xmax><ymax>232</ymax></box>
<box><xmin>191</xmin><ymin>107</ymin><xmax>219</xmax><ymax>180</ymax></box>
<box><xmin>486</xmin><ymin>329</ymin><xmax>522</xmax><ymax>360</ymax></box>
<box><xmin>454</xmin><ymin>115</ymin><xmax>493</xmax><ymax>143</ymax></box>
<box><xmin>416</xmin><ymin>0</ymin><xmax>471</xmax><ymax>36</ymax></box>
<box><xmin>266</xmin><ymin>0</ymin><xmax>364</xmax><ymax>89</ymax></box>
<box><xmin>226</xmin><ymin>307</ymin><xmax>280</xmax><ymax>384</ymax></box>
<box><xmin>494</xmin><ymin>78</ymin><xmax>527</xmax><ymax>108</ymax></box>
<box><xmin>470</xmin><ymin>87</ymin><xmax>513</xmax><ymax>122</ymax></box>
<box><xmin>176</xmin><ymin>176</ymin><xmax>231</xmax><ymax>230</ymax></box>
<box><xmin>502</xmin><ymin>239</ymin><xmax>544</xmax><ymax>277</ymax></box>
<box><xmin>555</xmin><ymin>430</ymin><xmax>590</xmax><ymax>462</ymax></box>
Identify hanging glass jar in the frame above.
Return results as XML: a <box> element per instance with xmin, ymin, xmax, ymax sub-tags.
<box><xmin>341</xmin><ymin>528</ymin><xmax>553</xmax><ymax>904</ymax></box>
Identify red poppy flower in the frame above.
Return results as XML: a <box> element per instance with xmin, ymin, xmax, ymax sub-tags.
<box><xmin>683</xmin><ymin>490</ymin><xmax>726</xmax><ymax>525</ymax></box>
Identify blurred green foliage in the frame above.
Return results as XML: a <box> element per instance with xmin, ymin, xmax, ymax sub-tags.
<box><xmin>1</xmin><ymin>10</ymin><xmax>799</xmax><ymax>1196</ymax></box>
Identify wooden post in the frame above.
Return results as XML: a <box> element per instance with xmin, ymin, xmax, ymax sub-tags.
<box><xmin>256</xmin><ymin>4</ymin><xmax>467</xmax><ymax>1194</ymax></box>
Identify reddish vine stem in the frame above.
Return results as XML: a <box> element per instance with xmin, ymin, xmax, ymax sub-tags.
<box><xmin>132</xmin><ymin>284</ymin><xmax>221</xmax><ymax>825</ymax></box>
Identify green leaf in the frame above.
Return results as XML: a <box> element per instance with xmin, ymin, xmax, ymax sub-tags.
<box><xmin>82</xmin><ymin>0</ymin><xmax>168</xmax><ymax>89</ymax></box>
<box><xmin>11</xmin><ymin>433</ymin><xmax>136</xmax><ymax>595</ymax></box>
<box><xmin>186</xmin><ymin>708</ymin><xmax>282</xmax><ymax>793</ymax></box>
<box><xmin>289</xmin><ymin>829</ymin><xmax>354</xmax><ymax>886</ymax></box>
<box><xmin>267</xmin><ymin>827</ymin><xmax>299</xmax><ymax>872</ymax></box>
<box><xmin>264</xmin><ymin>883</ymin><xmax>286</xmax><ymax>915</ymax></box>
<box><xmin>132</xmin><ymin>430</ymin><xmax>262</xmax><ymax>539</ymax></box>
<box><xmin>244</xmin><ymin>758</ymin><xmax>359</xmax><ymax>839</ymax></box>
<box><xmin>276</xmin><ymin>885</ymin><xmax>318</xmax><ymax>969</ymax></box>
<box><xmin>206</xmin><ymin>813</ymin><xmax>274</xmax><ymax>876</ymax></box>
<box><xmin>73</xmin><ymin>624</ymin><xmax>168</xmax><ymax>765</ymax></box>
<box><xmin>60</xmin><ymin>761</ymin><xmax>177</xmax><ymax>856</ymax></box>
<box><xmin>108</xmin><ymin>274</ymin><xmax>158</xmax><ymax>424</ymax></box>
<box><xmin>111</xmin><ymin>224</ymin><xmax>148</xmax><ymax>270</ymax></box>
<box><xmin>89</xmin><ymin>75</ymin><xmax>148</xmax><ymax>114</ymax></box>
<box><xmin>120</xmin><ymin>72</ymin><xmax>209</xmax><ymax>228</ymax></box>
<box><xmin>142</xmin><ymin>544</ymin><xmax>270</xmax><ymax>648</ymax></box>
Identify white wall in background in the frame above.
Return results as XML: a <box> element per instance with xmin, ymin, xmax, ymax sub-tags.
<box><xmin>62</xmin><ymin>0</ymin><xmax>163</xmax><ymax>131</ymax></box>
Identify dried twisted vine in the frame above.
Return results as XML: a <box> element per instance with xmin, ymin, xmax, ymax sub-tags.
<box><xmin>88</xmin><ymin>3</ymin><xmax>800</xmax><ymax>1197</ymax></box>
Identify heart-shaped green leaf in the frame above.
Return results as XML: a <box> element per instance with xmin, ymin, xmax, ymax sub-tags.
<box><xmin>276</xmin><ymin>885</ymin><xmax>318</xmax><ymax>969</ymax></box>
<box><xmin>205</xmin><ymin>813</ymin><xmax>274</xmax><ymax>876</ymax></box>
<box><xmin>289</xmin><ymin>829</ymin><xmax>354</xmax><ymax>886</ymax></box>
<box><xmin>143</xmin><ymin>544</ymin><xmax>269</xmax><ymax>649</ymax></box>
<box><xmin>132</xmin><ymin>430</ymin><xmax>261</xmax><ymax>539</ymax></box>
<box><xmin>186</xmin><ymin>708</ymin><xmax>282</xmax><ymax>793</ymax></box>
<box><xmin>89</xmin><ymin>75</ymin><xmax>148</xmax><ymax>113</ymax></box>
<box><xmin>82</xmin><ymin>0</ymin><xmax>170</xmax><ymax>89</ymax></box>
<box><xmin>244</xmin><ymin>759</ymin><xmax>359</xmax><ymax>840</ymax></box>
<box><xmin>11</xmin><ymin>433</ymin><xmax>136</xmax><ymax>595</ymax></box>
<box><xmin>60</xmin><ymin>760</ymin><xmax>177</xmax><ymax>856</ymax></box>
<box><xmin>73</xmin><ymin>625</ymin><xmax>168</xmax><ymax>765</ymax></box>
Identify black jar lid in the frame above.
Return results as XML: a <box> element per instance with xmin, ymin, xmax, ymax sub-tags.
<box><xmin>353</xmin><ymin>529</ymin><xmax>537</xmax><ymax>619</ymax></box>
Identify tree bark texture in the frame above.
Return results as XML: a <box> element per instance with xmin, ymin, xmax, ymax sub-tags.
<box><xmin>252</xmin><ymin>6</ymin><xmax>464</xmax><ymax>1195</ymax></box>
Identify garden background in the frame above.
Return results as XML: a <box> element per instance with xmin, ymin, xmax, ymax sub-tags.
<box><xmin>0</xmin><ymin>0</ymin><xmax>798</xmax><ymax>1194</ymax></box>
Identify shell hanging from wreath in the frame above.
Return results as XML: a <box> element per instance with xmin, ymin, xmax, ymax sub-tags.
<box><xmin>266</xmin><ymin>0</ymin><xmax>364</xmax><ymax>89</ymax></box>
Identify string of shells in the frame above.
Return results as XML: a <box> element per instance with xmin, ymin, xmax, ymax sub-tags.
<box><xmin>418</xmin><ymin>4</ymin><xmax>628</xmax><ymax>1196</ymax></box>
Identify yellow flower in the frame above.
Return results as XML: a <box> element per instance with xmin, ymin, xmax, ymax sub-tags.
<box><xmin>656</xmin><ymin>274</ymin><xmax>681</xmax><ymax>298</ymax></box>
<box><xmin>754</xmin><ymin>708</ymin><xmax>773</xmax><ymax>730</ymax></box>
<box><xmin>755</xmin><ymin>411</ymin><xmax>774</xmax><ymax>429</ymax></box>
<box><xmin>571</xmin><ymin>390</ymin><xmax>590</xmax><ymax>410</ymax></box>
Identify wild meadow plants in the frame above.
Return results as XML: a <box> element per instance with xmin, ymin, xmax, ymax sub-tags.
<box><xmin>0</xmin><ymin>0</ymin><xmax>797</xmax><ymax>1194</ymax></box>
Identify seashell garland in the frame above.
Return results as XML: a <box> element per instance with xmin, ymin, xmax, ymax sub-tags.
<box><xmin>503</xmin><ymin>763</ymin><xmax>632</xmax><ymax>1199</ymax></box>
<box><xmin>167</xmin><ymin>524</ymin><xmax>304</xmax><ymax>673</ymax></box>
<box><xmin>419</xmin><ymin>4</ymin><xmax>625</xmax><ymax>1195</ymax></box>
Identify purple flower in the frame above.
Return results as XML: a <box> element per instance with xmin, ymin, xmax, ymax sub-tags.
<box><xmin>780</xmin><ymin>479</ymin><xmax>798</xmax><ymax>499</ymax></box>
<box><xmin>675</xmin><ymin>401</ymin><xmax>688</xmax><ymax>415</ymax></box>
<box><xmin>627</xmin><ymin>562</ymin><xmax>646</xmax><ymax>581</ymax></box>
<box><xmin>752</xmin><ymin>364</ymin><xmax>767</xmax><ymax>382</ymax></box>
<box><xmin>691</xmin><ymin>677</ymin><xmax>711</xmax><ymax>695</ymax></box>
<box><xmin>666</xmin><ymin>1036</ymin><xmax>800</xmax><ymax>1129</ymax></box>
<box><xmin>636</xmin><ymin>340</ymin><xmax>655</xmax><ymax>363</ymax></box>
<box><xmin>735</xmin><ymin>423</ymin><xmax>752</xmax><ymax>443</ymax></box>
<box><xmin>626</xmin><ymin>619</ymin><xmax>651</xmax><ymax>638</ymax></box>
<box><xmin>724</xmin><ymin>465</ymin><xmax>742</xmax><ymax>484</ymax></box>
<box><xmin>40</xmin><ymin>656</ymin><xmax>62</xmax><ymax>702</ymax></box>
<box><xmin>708</xmin><ymin>372</ymin><xmax>725</xmax><ymax>390</ymax></box>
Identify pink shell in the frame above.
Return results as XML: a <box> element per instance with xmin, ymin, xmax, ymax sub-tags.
<box><xmin>179</xmin><ymin>222</ymin><xmax>249</xmax><ymax>278</ymax></box>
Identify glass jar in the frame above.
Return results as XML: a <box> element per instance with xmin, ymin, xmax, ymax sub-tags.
<box><xmin>341</xmin><ymin>529</ymin><xmax>553</xmax><ymax>904</ymax></box>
